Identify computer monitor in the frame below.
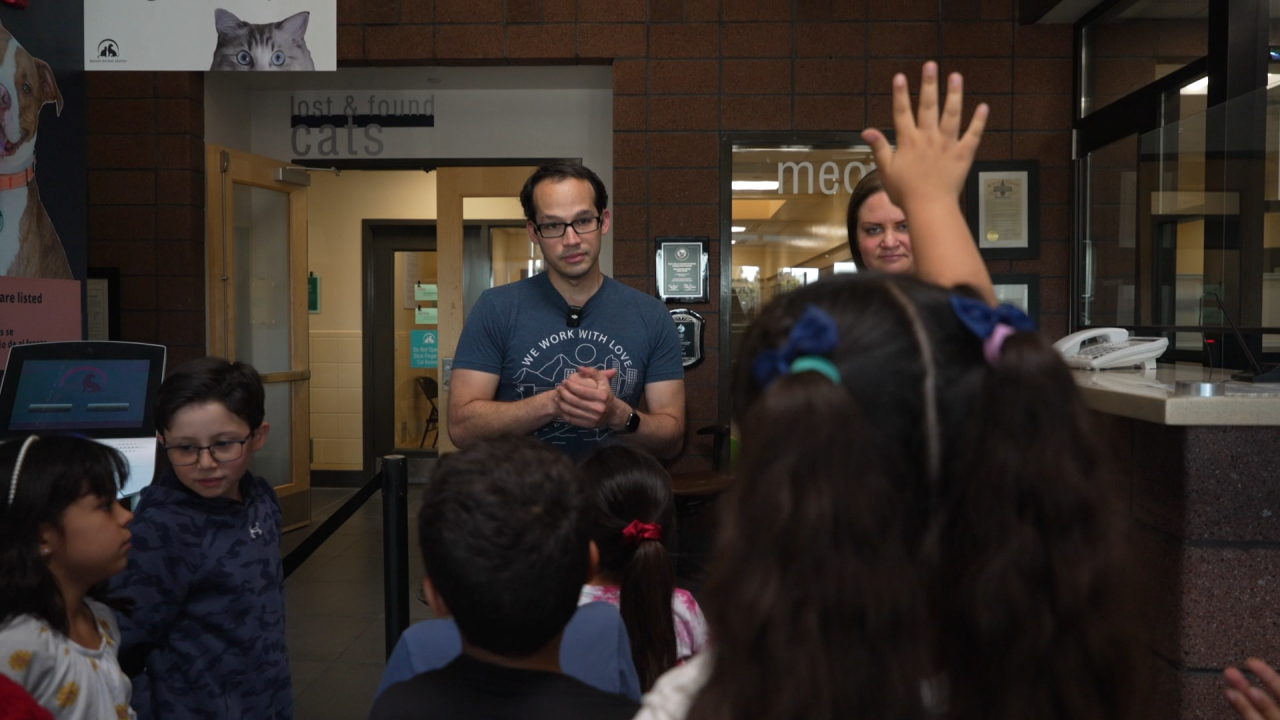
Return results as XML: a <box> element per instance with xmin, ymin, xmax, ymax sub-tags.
<box><xmin>0</xmin><ymin>342</ymin><xmax>167</xmax><ymax>497</ymax></box>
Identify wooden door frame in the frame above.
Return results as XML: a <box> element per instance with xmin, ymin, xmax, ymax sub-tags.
<box><xmin>205</xmin><ymin>145</ymin><xmax>312</xmax><ymax>529</ymax></box>
<box><xmin>435</xmin><ymin>166</ymin><xmax>539</xmax><ymax>453</ymax></box>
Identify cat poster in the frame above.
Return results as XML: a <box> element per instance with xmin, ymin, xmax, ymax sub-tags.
<box><xmin>84</xmin><ymin>0</ymin><xmax>336</xmax><ymax>72</ymax></box>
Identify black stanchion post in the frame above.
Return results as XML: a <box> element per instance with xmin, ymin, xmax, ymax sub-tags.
<box><xmin>382</xmin><ymin>454</ymin><xmax>410</xmax><ymax>659</ymax></box>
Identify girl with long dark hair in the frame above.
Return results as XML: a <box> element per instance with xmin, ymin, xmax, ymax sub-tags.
<box><xmin>580</xmin><ymin>446</ymin><xmax>707</xmax><ymax>692</ymax></box>
<box><xmin>635</xmin><ymin>63</ymin><xmax>1139</xmax><ymax>720</ymax></box>
<box><xmin>0</xmin><ymin>435</ymin><xmax>137</xmax><ymax>719</ymax></box>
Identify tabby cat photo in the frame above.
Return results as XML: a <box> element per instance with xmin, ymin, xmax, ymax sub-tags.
<box><xmin>211</xmin><ymin>9</ymin><xmax>315</xmax><ymax>71</ymax></box>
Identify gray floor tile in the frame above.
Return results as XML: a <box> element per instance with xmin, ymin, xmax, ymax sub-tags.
<box><xmin>292</xmin><ymin>662</ymin><xmax>386</xmax><ymax>720</ymax></box>
<box><xmin>336</xmin><ymin>618</ymin><xmax>392</xmax><ymax>665</ymax></box>
<box><xmin>288</xmin><ymin>615</ymin><xmax>378</xmax><ymax>664</ymax></box>
<box><xmin>287</xmin><ymin>580</ymin><xmax>385</xmax><ymax>618</ymax></box>
<box><xmin>290</xmin><ymin>660</ymin><xmax>330</xmax><ymax>698</ymax></box>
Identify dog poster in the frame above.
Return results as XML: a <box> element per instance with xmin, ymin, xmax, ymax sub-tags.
<box><xmin>85</xmin><ymin>0</ymin><xmax>336</xmax><ymax>72</ymax></box>
<box><xmin>0</xmin><ymin>0</ymin><xmax>86</xmax><ymax>366</ymax></box>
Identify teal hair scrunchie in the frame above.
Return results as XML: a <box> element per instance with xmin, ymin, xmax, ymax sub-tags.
<box><xmin>788</xmin><ymin>355</ymin><xmax>842</xmax><ymax>384</ymax></box>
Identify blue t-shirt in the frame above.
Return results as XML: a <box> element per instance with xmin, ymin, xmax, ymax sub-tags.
<box><xmin>455</xmin><ymin>272</ymin><xmax>684</xmax><ymax>458</ymax></box>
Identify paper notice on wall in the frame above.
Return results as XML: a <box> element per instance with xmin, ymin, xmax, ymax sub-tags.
<box><xmin>85</xmin><ymin>0</ymin><xmax>337</xmax><ymax>71</ymax></box>
<box><xmin>0</xmin><ymin>277</ymin><xmax>82</xmax><ymax>367</ymax></box>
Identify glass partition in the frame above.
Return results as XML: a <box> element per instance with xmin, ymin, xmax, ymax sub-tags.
<box><xmin>1080</xmin><ymin>0</ymin><xmax>1209</xmax><ymax>118</ymax></box>
<box><xmin>1080</xmin><ymin>84</ymin><xmax>1280</xmax><ymax>362</ymax></box>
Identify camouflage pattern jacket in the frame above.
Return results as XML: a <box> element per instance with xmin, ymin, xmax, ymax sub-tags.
<box><xmin>111</xmin><ymin>469</ymin><xmax>291</xmax><ymax>719</ymax></box>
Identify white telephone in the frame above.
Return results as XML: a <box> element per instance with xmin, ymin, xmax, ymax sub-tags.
<box><xmin>1052</xmin><ymin>327</ymin><xmax>1169</xmax><ymax>370</ymax></box>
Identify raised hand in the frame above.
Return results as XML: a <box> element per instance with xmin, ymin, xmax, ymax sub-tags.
<box><xmin>1225</xmin><ymin>659</ymin><xmax>1280</xmax><ymax>720</ymax></box>
<box><xmin>863</xmin><ymin>61</ymin><xmax>988</xmax><ymax>213</ymax></box>
<box><xmin>860</xmin><ymin>61</ymin><xmax>995</xmax><ymax>304</ymax></box>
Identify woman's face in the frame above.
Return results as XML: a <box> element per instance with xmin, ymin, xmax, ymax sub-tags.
<box><xmin>856</xmin><ymin>191</ymin><xmax>914</xmax><ymax>274</ymax></box>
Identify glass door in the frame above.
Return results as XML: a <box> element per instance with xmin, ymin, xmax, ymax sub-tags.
<box><xmin>207</xmin><ymin>146</ymin><xmax>312</xmax><ymax>530</ymax></box>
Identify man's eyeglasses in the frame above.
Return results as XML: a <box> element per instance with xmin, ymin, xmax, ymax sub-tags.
<box><xmin>533</xmin><ymin>216</ymin><xmax>602</xmax><ymax>239</ymax></box>
<box><xmin>163</xmin><ymin>437</ymin><xmax>251</xmax><ymax>467</ymax></box>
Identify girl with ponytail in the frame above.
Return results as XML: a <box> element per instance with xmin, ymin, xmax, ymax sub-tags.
<box><xmin>635</xmin><ymin>61</ymin><xmax>1140</xmax><ymax>720</ymax></box>
<box><xmin>580</xmin><ymin>446</ymin><xmax>707</xmax><ymax>692</ymax></box>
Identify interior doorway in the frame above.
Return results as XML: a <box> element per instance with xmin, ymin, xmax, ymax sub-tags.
<box><xmin>362</xmin><ymin>216</ymin><xmax>530</xmax><ymax>480</ymax></box>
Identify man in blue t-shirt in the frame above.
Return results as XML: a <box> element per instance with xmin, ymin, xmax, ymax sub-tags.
<box><xmin>450</xmin><ymin>163</ymin><xmax>685</xmax><ymax>459</ymax></box>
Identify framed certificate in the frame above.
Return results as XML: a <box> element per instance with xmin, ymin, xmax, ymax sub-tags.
<box><xmin>966</xmin><ymin>160</ymin><xmax>1040</xmax><ymax>260</ymax></box>
<box><xmin>655</xmin><ymin>236</ymin><xmax>710</xmax><ymax>304</ymax></box>
<box><xmin>990</xmin><ymin>273</ymin><xmax>1040</xmax><ymax>323</ymax></box>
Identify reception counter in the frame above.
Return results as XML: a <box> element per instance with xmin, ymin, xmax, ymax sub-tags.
<box><xmin>1075</xmin><ymin>364</ymin><xmax>1280</xmax><ymax>718</ymax></box>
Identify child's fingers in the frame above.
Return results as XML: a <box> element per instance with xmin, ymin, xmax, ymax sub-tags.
<box><xmin>1225</xmin><ymin>688</ymin><xmax>1266</xmax><ymax>720</ymax></box>
<box><xmin>1248</xmin><ymin>686</ymin><xmax>1280</xmax><ymax>719</ymax></box>
<box><xmin>1229</xmin><ymin>667</ymin><xmax>1258</xmax><ymax>694</ymax></box>
<box><xmin>861</xmin><ymin>129</ymin><xmax>895</xmax><ymax>176</ymax></box>
<box><xmin>939</xmin><ymin>72</ymin><xmax>965</xmax><ymax>139</ymax></box>
<box><xmin>916</xmin><ymin>61</ymin><xmax>939</xmax><ymax>132</ymax></box>
<box><xmin>959</xmin><ymin>103</ymin><xmax>989</xmax><ymax>155</ymax></box>
<box><xmin>1248</xmin><ymin>659</ymin><xmax>1280</xmax><ymax>699</ymax></box>
<box><xmin>890</xmin><ymin>73</ymin><xmax>915</xmax><ymax>139</ymax></box>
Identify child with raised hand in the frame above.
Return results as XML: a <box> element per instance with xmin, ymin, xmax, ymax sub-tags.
<box><xmin>0</xmin><ymin>435</ymin><xmax>137</xmax><ymax>720</ymax></box>
<box><xmin>636</xmin><ymin>63</ymin><xmax>1139</xmax><ymax>720</ymax></box>
<box><xmin>579</xmin><ymin>446</ymin><xmax>707</xmax><ymax>691</ymax></box>
<box><xmin>110</xmin><ymin>357</ymin><xmax>290</xmax><ymax>719</ymax></box>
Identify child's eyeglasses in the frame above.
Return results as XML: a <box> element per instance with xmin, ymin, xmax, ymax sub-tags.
<box><xmin>162</xmin><ymin>437</ymin><xmax>251</xmax><ymax>466</ymax></box>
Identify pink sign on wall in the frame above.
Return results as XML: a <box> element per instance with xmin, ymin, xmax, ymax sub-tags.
<box><xmin>0</xmin><ymin>277</ymin><xmax>81</xmax><ymax>367</ymax></box>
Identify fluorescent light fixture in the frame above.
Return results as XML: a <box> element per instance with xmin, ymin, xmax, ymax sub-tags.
<box><xmin>833</xmin><ymin>262</ymin><xmax>859</xmax><ymax>274</ymax></box>
<box><xmin>1180</xmin><ymin>77</ymin><xmax>1208</xmax><ymax>95</ymax></box>
<box><xmin>731</xmin><ymin>226</ymin><xmax>746</xmax><ymax>232</ymax></box>
<box><xmin>732</xmin><ymin>180</ymin><xmax>780</xmax><ymax>191</ymax></box>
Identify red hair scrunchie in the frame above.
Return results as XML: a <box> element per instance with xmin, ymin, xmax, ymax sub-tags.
<box><xmin>621</xmin><ymin>519</ymin><xmax>662</xmax><ymax>548</ymax></box>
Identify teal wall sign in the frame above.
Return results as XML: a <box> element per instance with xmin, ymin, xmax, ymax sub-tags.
<box><xmin>411</xmin><ymin>330</ymin><xmax>439</xmax><ymax>368</ymax></box>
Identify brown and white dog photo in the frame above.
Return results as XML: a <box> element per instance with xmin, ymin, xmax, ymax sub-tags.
<box><xmin>0</xmin><ymin>20</ymin><xmax>69</xmax><ymax>279</ymax></box>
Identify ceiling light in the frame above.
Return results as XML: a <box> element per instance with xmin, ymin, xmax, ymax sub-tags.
<box><xmin>731</xmin><ymin>226</ymin><xmax>746</xmax><ymax>232</ymax></box>
<box><xmin>1180</xmin><ymin>77</ymin><xmax>1208</xmax><ymax>95</ymax></box>
<box><xmin>732</xmin><ymin>180</ymin><xmax>779</xmax><ymax>191</ymax></box>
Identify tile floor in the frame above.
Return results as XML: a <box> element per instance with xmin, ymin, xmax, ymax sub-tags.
<box><xmin>281</xmin><ymin>488</ymin><xmax>431</xmax><ymax>720</ymax></box>
<box><xmin>280</xmin><ymin>485</ymin><xmax>718</xmax><ymax>720</ymax></box>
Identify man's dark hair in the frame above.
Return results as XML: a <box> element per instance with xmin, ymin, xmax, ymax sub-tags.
<box><xmin>155</xmin><ymin>357</ymin><xmax>266</xmax><ymax>433</ymax></box>
<box><xmin>520</xmin><ymin>163</ymin><xmax>609</xmax><ymax>223</ymax></box>
<box><xmin>419</xmin><ymin>435</ymin><xmax>590</xmax><ymax>657</ymax></box>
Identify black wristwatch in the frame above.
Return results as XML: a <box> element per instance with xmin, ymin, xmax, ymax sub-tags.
<box><xmin>621</xmin><ymin>410</ymin><xmax>641</xmax><ymax>434</ymax></box>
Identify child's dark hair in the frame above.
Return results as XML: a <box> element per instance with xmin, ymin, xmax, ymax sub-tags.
<box><xmin>418</xmin><ymin>435</ymin><xmax>589</xmax><ymax>658</ymax></box>
<box><xmin>687</xmin><ymin>274</ymin><xmax>1139</xmax><ymax>720</ymax></box>
<box><xmin>0</xmin><ymin>435</ymin><xmax>131</xmax><ymax>636</ymax></box>
<box><xmin>155</xmin><ymin>357</ymin><xmax>265</xmax><ymax>433</ymax></box>
<box><xmin>580</xmin><ymin>445</ymin><xmax>677</xmax><ymax>692</ymax></box>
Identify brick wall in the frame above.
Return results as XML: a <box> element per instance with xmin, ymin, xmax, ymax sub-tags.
<box><xmin>85</xmin><ymin>0</ymin><xmax>1075</xmax><ymax>473</ymax></box>
<box><xmin>86</xmin><ymin>72</ymin><xmax>207</xmax><ymax>372</ymax></box>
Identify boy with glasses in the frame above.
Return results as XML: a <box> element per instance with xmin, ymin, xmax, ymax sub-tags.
<box><xmin>111</xmin><ymin>357</ymin><xmax>291</xmax><ymax>719</ymax></box>
<box><xmin>450</xmin><ymin>163</ymin><xmax>686</xmax><ymax>460</ymax></box>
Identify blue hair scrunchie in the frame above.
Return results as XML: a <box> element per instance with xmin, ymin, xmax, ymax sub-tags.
<box><xmin>753</xmin><ymin>304</ymin><xmax>842</xmax><ymax>388</ymax></box>
<box><xmin>949</xmin><ymin>294</ymin><xmax>1037</xmax><ymax>364</ymax></box>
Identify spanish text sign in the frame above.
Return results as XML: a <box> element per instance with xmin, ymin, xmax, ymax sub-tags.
<box><xmin>85</xmin><ymin>0</ymin><xmax>336</xmax><ymax>71</ymax></box>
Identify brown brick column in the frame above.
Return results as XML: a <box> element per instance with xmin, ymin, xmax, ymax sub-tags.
<box><xmin>86</xmin><ymin>72</ymin><xmax>206</xmax><ymax>371</ymax></box>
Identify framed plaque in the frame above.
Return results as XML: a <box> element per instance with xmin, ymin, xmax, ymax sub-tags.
<box><xmin>990</xmin><ymin>273</ymin><xmax>1040</xmax><ymax>323</ymax></box>
<box><xmin>965</xmin><ymin>160</ymin><xmax>1040</xmax><ymax>261</ymax></box>
<box><xmin>669</xmin><ymin>308</ymin><xmax>705</xmax><ymax>369</ymax></box>
<box><xmin>656</xmin><ymin>236</ymin><xmax>710</xmax><ymax>304</ymax></box>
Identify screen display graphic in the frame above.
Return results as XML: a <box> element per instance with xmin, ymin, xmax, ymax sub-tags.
<box><xmin>9</xmin><ymin>359</ymin><xmax>151</xmax><ymax>431</ymax></box>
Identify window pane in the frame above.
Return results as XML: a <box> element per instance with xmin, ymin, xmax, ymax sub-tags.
<box><xmin>1084</xmin><ymin>135</ymin><xmax>1139</xmax><ymax>327</ymax></box>
<box><xmin>730</xmin><ymin>143</ymin><xmax>877</xmax><ymax>364</ymax></box>
<box><xmin>1081</xmin><ymin>0</ymin><xmax>1208</xmax><ymax>117</ymax></box>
